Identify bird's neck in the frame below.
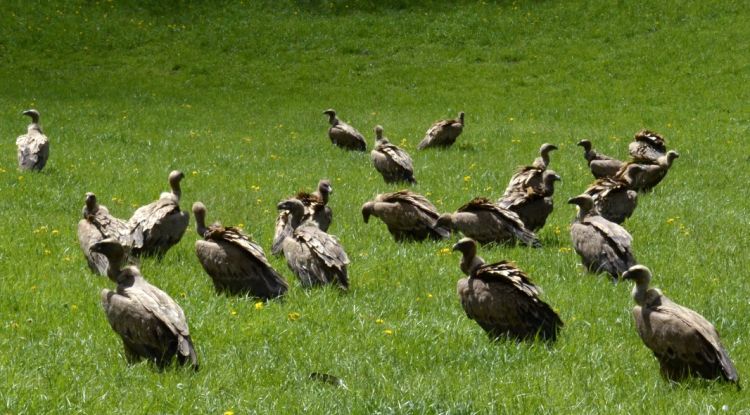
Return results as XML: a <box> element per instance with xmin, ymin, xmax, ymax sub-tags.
<box><xmin>28</xmin><ymin>123</ymin><xmax>42</xmax><ymax>134</ymax></box>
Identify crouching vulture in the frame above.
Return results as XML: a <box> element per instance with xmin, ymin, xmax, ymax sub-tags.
<box><xmin>417</xmin><ymin>111</ymin><xmax>464</xmax><ymax>150</ymax></box>
<box><xmin>370</xmin><ymin>125</ymin><xmax>416</xmax><ymax>184</ymax></box>
<box><xmin>619</xmin><ymin>150</ymin><xmax>680</xmax><ymax>193</ymax></box>
<box><xmin>498</xmin><ymin>169</ymin><xmax>561</xmax><ymax>232</ymax></box>
<box><xmin>583</xmin><ymin>164</ymin><xmax>643</xmax><ymax>224</ymax></box>
<box><xmin>576</xmin><ymin>139</ymin><xmax>624</xmax><ymax>179</ymax></box>
<box><xmin>361</xmin><ymin>190</ymin><xmax>449</xmax><ymax>241</ymax></box>
<box><xmin>502</xmin><ymin>143</ymin><xmax>558</xmax><ymax>199</ymax></box>
<box><xmin>323</xmin><ymin>109</ymin><xmax>366</xmax><ymax>151</ymax></box>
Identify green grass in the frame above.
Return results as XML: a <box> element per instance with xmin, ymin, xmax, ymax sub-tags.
<box><xmin>1</xmin><ymin>0</ymin><xmax>749</xmax><ymax>413</ymax></box>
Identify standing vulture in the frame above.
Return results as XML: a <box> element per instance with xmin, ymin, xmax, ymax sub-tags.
<box><xmin>276</xmin><ymin>198</ymin><xmax>350</xmax><ymax>290</ymax></box>
<box><xmin>436</xmin><ymin>197</ymin><xmax>540</xmax><ymax>247</ymax></box>
<box><xmin>272</xmin><ymin>179</ymin><xmax>333</xmax><ymax>256</ymax></box>
<box><xmin>323</xmin><ymin>109</ymin><xmax>366</xmax><ymax>151</ymax></box>
<box><xmin>370</xmin><ymin>125</ymin><xmax>416</xmax><ymax>184</ymax></box>
<box><xmin>193</xmin><ymin>202</ymin><xmax>288</xmax><ymax>299</ymax></box>
<box><xmin>498</xmin><ymin>169</ymin><xmax>561</xmax><ymax>232</ymax></box>
<box><xmin>629</xmin><ymin>129</ymin><xmax>667</xmax><ymax>164</ymax></box>
<box><xmin>568</xmin><ymin>194</ymin><xmax>637</xmax><ymax>280</ymax></box>
<box><xmin>91</xmin><ymin>238</ymin><xmax>198</xmax><ymax>370</ymax></box>
<box><xmin>417</xmin><ymin>111</ymin><xmax>464</xmax><ymax>150</ymax></box>
<box><xmin>584</xmin><ymin>164</ymin><xmax>642</xmax><ymax>224</ymax></box>
<box><xmin>623</xmin><ymin>265</ymin><xmax>739</xmax><ymax>386</ymax></box>
<box><xmin>501</xmin><ymin>143</ymin><xmax>558</xmax><ymax>198</ymax></box>
<box><xmin>618</xmin><ymin>151</ymin><xmax>680</xmax><ymax>193</ymax></box>
<box><xmin>453</xmin><ymin>238</ymin><xmax>563</xmax><ymax>342</ymax></box>
<box><xmin>361</xmin><ymin>190</ymin><xmax>450</xmax><ymax>241</ymax></box>
<box><xmin>128</xmin><ymin>170</ymin><xmax>190</xmax><ymax>257</ymax></box>
<box><xmin>78</xmin><ymin>192</ymin><xmax>134</xmax><ymax>275</ymax></box>
<box><xmin>577</xmin><ymin>139</ymin><xmax>624</xmax><ymax>179</ymax></box>
<box><xmin>16</xmin><ymin>109</ymin><xmax>49</xmax><ymax>171</ymax></box>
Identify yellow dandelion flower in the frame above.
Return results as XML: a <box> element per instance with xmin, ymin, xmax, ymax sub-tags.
<box><xmin>180</xmin><ymin>292</ymin><xmax>187</xmax><ymax>298</ymax></box>
<box><xmin>10</xmin><ymin>321</ymin><xmax>19</xmax><ymax>329</ymax></box>
<box><xmin>439</xmin><ymin>247</ymin><xmax>451</xmax><ymax>255</ymax></box>
<box><xmin>237</xmin><ymin>223</ymin><xmax>245</xmax><ymax>229</ymax></box>
<box><xmin>554</xmin><ymin>226</ymin><xmax>561</xmax><ymax>235</ymax></box>
<box><xmin>508</xmin><ymin>117</ymin><xmax>515</xmax><ymax>122</ymax></box>
<box><xmin>558</xmin><ymin>247</ymin><xmax>572</xmax><ymax>253</ymax></box>
<box><xmin>31</xmin><ymin>285</ymin><xmax>37</xmax><ymax>292</ymax></box>
<box><xmin>230</xmin><ymin>309</ymin><xmax>238</xmax><ymax>316</ymax></box>
<box><xmin>224</xmin><ymin>411</ymin><xmax>235</xmax><ymax>415</ymax></box>
<box><xmin>463</xmin><ymin>175</ymin><xmax>471</xmax><ymax>182</ymax></box>
<box><xmin>251</xmin><ymin>185</ymin><xmax>261</xmax><ymax>191</ymax></box>
<box><xmin>63</xmin><ymin>256</ymin><xmax>72</xmax><ymax>262</ymax></box>
<box><xmin>384</xmin><ymin>329</ymin><xmax>394</xmax><ymax>335</ymax></box>
<box><xmin>254</xmin><ymin>302</ymin><xmax>264</xmax><ymax>310</ymax></box>
<box><xmin>43</xmin><ymin>249</ymin><xmax>51</xmax><ymax>256</ymax></box>
<box><xmin>51</xmin><ymin>229</ymin><xmax>59</xmax><ymax>236</ymax></box>
<box><xmin>18</xmin><ymin>175</ymin><xmax>24</xmax><ymax>181</ymax></box>
<box><xmin>191</xmin><ymin>170</ymin><xmax>198</xmax><ymax>176</ymax></box>
<box><xmin>426</xmin><ymin>293</ymin><xmax>433</xmax><ymax>299</ymax></box>
<box><xmin>0</xmin><ymin>167</ymin><xmax>6</xmax><ymax>173</ymax></box>
<box><xmin>71</xmin><ymin>304</ymin><xmax>78</xmax><ymax>312</ymax></box>
<box><xmin>288</xmin><ymin>312</ymin><xmax>301</xmax><ymax>321</ymax></box>
<box><xmin>375</xmin><ymin>319</ymin><xmax>384</xmax><ymax>324</ymax></box>
<box><xmin>666</xmin><ymin>218</ymin><xmax>675</xmax><ymax>225</ymax></box>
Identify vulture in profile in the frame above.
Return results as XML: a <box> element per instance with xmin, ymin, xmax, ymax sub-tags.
<box><xmin>323</xmin><ymin>109</ymin><xmax>366</xmax><ymax>151</ymax></box>
<box><xmin>623</xmin><ymin>265</ymin><xmax>739</xmax><ymax>387</ymax></box>
<box><xmin>584</xmin><ymin>164</ymin><xmax>642</xmax><ymax>224</ymax></box>
<box><xmin>453</xmin><ymin>238</ymin><xmax>563</xmax><ymax>342</ymax></box>
<box><xmin>128</xmin><ymin>170</ymin><xmax>190</xmax><ymax>257</ymax></box>
<box><xmin>417</xmin><ymin>111</ymin><xmax>464</xmax><ymax>150</ymax></box>
<box><xmin>276</xmin><ymin>198</ymin><xmax>349</xmax><ymax>290</ymax></box>
<box><xmin>629</xmin><ymin>129</ymin><xmax>667</xmax><ymax>164</ymax></box>
<box><xmin>361</xmin><ymin>190</ymin><xmax>449</xmax><ymax>241</ymax></box>
<box><xmin>502</xmin><ymin>143</ymin><xmax>558</xmax><ymax>198</ymax></box>
<box><xmin>436</xmin><ymin>197</ymin><xmax>540</xmax><ymax>247</ymax></box>
<box><xmin>370</xmin><ymin>125</ymin><xmax>416</xmax><ymax>184</ymax></box>
<box><xmin>78</xmin><ymin>192</ymin><xmax>134</xmax><ymax>275</ymax></box>
<box><xmin>16</xmin><ymin>109</ymin><xmax>49</xmax><ymax>171</ymax></box>
<box><xmin>193</xmin><ymin>202</ymin><xmax>288</xmax><ymax>299</ymax></box>
<box><xmin>498</xmin><ymin>169</ymin><xmax>561</xmax><ymax>232</ymax></box>
<box><xmin>618</xmin><ymin>151</ymin><xmax>680</xmax><ymax>193</ymax></box>
<box><xmin>577</xmin><ymin>139</ymin><xmax>624</xmax><ymax>179</ymax></box>
<box><xmin>568</xmin><ymin>194</ymin><xmax>636</xmax><ymax>280</ymax></box>
<box><xmin>91</xmin><ymin>238</ymin><xmax>198</xmax><ymax>370</ymax></box>
<box><xmin>272</xmin><ymin>179</ymin><xmax>333</xmax><ymax>256</ymax></box>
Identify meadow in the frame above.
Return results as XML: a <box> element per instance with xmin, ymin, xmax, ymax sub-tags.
<box><xmin>1</xmin><ymin>0</ymin><xmax>749</xmax><ymax>413</ymax></box>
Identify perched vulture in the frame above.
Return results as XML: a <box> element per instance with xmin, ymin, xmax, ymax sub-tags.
<box><xmin>417</xmin><ymin>111</ymin><xmax>464</xmax><ymax>150</ymax></box>
<box><xmin>568</xmin><ymin>194</ymin><xmax>636</xmax><ymax>280</ymax></box>
<box><xmin>628</xmin><ymin>129</ymin><xmax>667</xmax><ymax>164</ymax></box>
<box><xmin>498</xmin><ymin>169</ymin><xmax>561</xmax><ymax>232</ymax></box>
<box><xmin>323</xmin><ymin>109</ymin><xmax>366</xmax><ymax>151</ymax></box>
<box><xmin>128</xmin><ymin>170</ymin><xmax>190</xmax><ymax>257</ymax></box>
<box><xmin>78</xmin><ymin>192</ymin><xmax>134</xmax><ymax>275</ymax></box>
<box><xmin>618</xmin><ymin>151</ymin><xmax>680</xmax><ymax>193</ymax></box>
<box><xmin>91</xmin><ymin>238</ymin><xmax>198</xmax><ymax>370</ymax></box>
<box><xmin>623</xmin><ymin>265</ymin><xmax>739</xmax><ymax>387</ymax></box>
<box><xmin>193</xmin><ymin>202</ymin><xmax>288</xmax><ymax>299</ymax></box>
<box><xmin>577</xmin><ymin>139</ymin><xmax>624</xmax><ymax>179</ymax></box>
<box><xmin>436</xmin><ymin>197</ymin><xmax>540</xmax><ymax>247</ymax></box>
<box><xmin>16</xmin><ymin>109</ymin><xmax>49</xmax><ymax>171</ymax></box>
<box><xmin>502</xmin><ymin>143</ymin><xmax>558</xmax><ymax>198</ymax></box>
<box><xmin>361</xmin><ymin>190</ymin><xmax>449</xmax><ymax>241</ymax></box>
<box><xmin>453</xmin><ymin>238</ymin><xmax>563</xmax><ymax>342</ymax></box>
<box><xmin>276</xmin><ymin>198</ymin><xmax>350</xmax><ymax>290</ymax></box>
<box><xmin>370</xmin><ymin>125</ymin><xmax>416</xmax><ymax>184</ymax></box>
<box><xmin>584</xmin><ymin>164</ymin><xmax>642</xmax><ymax>224</ymax></box>
<box><xmin>272</xmin><ymin>179</ymin><xmax>333</xmax><ymax>256</ymax></box>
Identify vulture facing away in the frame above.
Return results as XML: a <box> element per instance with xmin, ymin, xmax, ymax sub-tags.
<box><xmin>272</xmin><ymin>179</ymin><xmax>333</xmax><ymax>256</ymax></box>
<box><xmin>584</xmin><ymin>164</ymin><xmax>641</xmax><ymax>224</ymax></box>
<box><xmin>453</xmin><ymin>238</ymin><xmax>563</xmax><ymax>342</ymax></box>
<box><xmin>323</xmin><ymin>109</ymin><xmax>366</xmax><ymax>151</ymax></box>
<box><xmin>78</xmin><ymin>192</ymin><xmax>134</xmax><ymax>275</ymax></box>
<box><xmin>91</xmin><ymin>238</ymin><xmax>198</xmax><ymax>370</ymax></box>
<box><xmin>629</xmin><ymin>129</ymin><xmax>667</xmax><ymax>164</ymax></box>
<box><xmin>502</xmin><ymin>143</ymin><xmax>558</xmax><ymax>199</ymax></box>
<box><xmin>568</xmin><ymin>194</ymin><xmax>637</xmax><ymax>280</ymax></box>
<box><xmin>417</xmin><ymin>111</ymin><xmax>464</xmax><ymax>150</ymax></box>
<box><xmin>577</xmin><ymin>139</ymin><xmax>624</xmax><ymax>179</ymax></box>
<box><xmin>623</xmin><ymin>265</ymin><xmax>739</xmax><ymax>387</ymax></box>
<box><xmin>193</xmin><ymin>202</ymin><xmax>288</xmax><ymax>299</ymax></box>
<box><xmin>436</xmin><ymin>197</ymin><xmax>540</xmax><ymax>247</ymax></box>
<box><xmin>362</xmin><ymin>190</ymin><xmax>449</xmax><ymax>241</ymax></box>
<box><xmin>128</xmin><ymin>170</ymin><xmax>190</xmax><ymax>257</ymax></box>
<box><xmin>276</xmin><ymin>198</ymin><xmax>350</xmax><ymax>290</ymax></box>
<box><xmin>618</xmin><ymin>151</ymin><xmax>680</xmax><ymax>193</ymax></box>
<box><xmin>498</xmin><ymin>169</ymin><xmax>561</xmax><ymax>232</ymax></box>
<box><xmin>16</xmin><ymin>109</ymin><xmax>49</xmax><ymax>171</ymax></box>
<box><xmin>370</xmin><ymin>125</ymin><xmax>416</xmax><ymax>184</ymax></box>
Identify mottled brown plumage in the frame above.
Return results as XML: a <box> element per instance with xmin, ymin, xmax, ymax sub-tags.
<box><xmin>16</xmin><ymin>109</ymin><xmax>49</xmax><ymax>171</ymax></box>
<box><xmin>78</xmin><ymin>192</ymin><xmax>134</xmax><ymax>275</ymax></box>
<box><xmin>362</xmin><ymin>190</ymin><xmax>449</xmax><ymax>241</ymax></box>
<box><xmin>617</xmin><ymin>151</ymin><xmax>680</xmax><ymax>192</ymax></box>
<box><xmin>370</xmin><ymin>125</ymin><xmax>416</xmax><ymax>184</ymax></box>
<box><xmin>272</xmin><ymin>179</ymin><xmax>333</xmax><ymax>256</ymax></box>
<box><xmin>584</xmin><ymin>165</ymin><xmax>641</xmax><ymax>224</ymax></box>
<box><xmin>502</xmin><ymin>143</ymin><xmax>558</xmax><ymax>198</ymax></box>
<box><xmin>436</xmin><ymin>198</ymin><xmax>540</xmax><ymax>247</ymax></box>
<box><xmin>323</xmin><ymin>109</ymin><xmax>366</xmax><ymax>151</ymax></box>
<box><xmin>453</xmin><ymin>238</ymin><xmax>563</xmax><ymax>342</ymax></box>
<box><xmin>417</xmin><ymin>111</ymin><xmax>464</xmax><ymax>150</ymax></box>
<box><xmin>629</xmin><ymin>129</ymin><xmax>667</xmax><ymax>164</ymax></box>
<box><xmin>577</xmin><ymin>139</ymin><xmax>624</xmax><ymax>179</ymax></box>
<box><xmin>498</xmin><ymin>169</ymin><xmax>560</xmax><ymax>231</ymax></box>
<box><xmin>623</xmin><ymin>265</ymin><xmax>739</xmax><ymax>387</ymax></box>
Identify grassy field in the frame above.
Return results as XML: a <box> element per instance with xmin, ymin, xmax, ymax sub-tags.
<box><xmin>1</xmin><ymin>0</ymin><xmax>749</xmax><ymax>413</ymax></box>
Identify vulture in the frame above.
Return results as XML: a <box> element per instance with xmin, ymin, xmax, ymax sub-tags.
<box><xmin>436</xmin><ymin>197</ymin><xmax>541</xmax><ymax>247</ymax></box>
<box><xmin>498</xmin><ymin>169</ymin><xmax>561</xmax><ymax>232</ymax></box>
<box><xmin>91</xmin><ymin>238</ymin><xmax>198</xmax><ymax>370</ymax></box>
<box><xmin>370</xmin><ymin>125</ymin><xmax>416</xmax><ymax>184</ymax></box>
<box><xmin>501</xmin><ymin>143</ymin><xmax>558</xmax><ymax>198</ymax></box>
<box><xmin>77</xmin><ymin>192</ymin><xmax>134</xmax><ymax>275</ymax></box>
<box><xmin>193</xmin><ymin>202</ymin><xmax>288</xmax><ymax>299</ymax></box>
<box><xmin>623</xmin><ymin>265</ymin><xmax>739</xmax><ymax>387</ymax></box>
<box><xmin>618</xmin><ymin>151</ymin><xmax>680</xmax><ymax>193</ymax></box>
<box><xmin>128</xmin><ymin>170</ymin><xmax>190</xmax><ymax>257</ymax></box>
<box><xmin>323</xmin><ymin>109</ymin><xmax>366</xmax><ymax>151</ymax></box>
<box><xmin>272</xmin><ymin>179</ymin><xmax>333</xmax><ymax>256</ymax></box>
<box><xmin>629</xmin><ymin>129</ymin><xmax>667</xmax><ymax>164</ymax></box>
<box><xmin>568</xmin><ymin>194</ymin><xmax>636</xmax><ymax>280</ymax></box>
<box><xmin>577</xmin><ymin>139</ymin><xmax>624</xmax><ymax>179</ymax></box>
<box><xmin>417</xmin><ymin>111</ymin><xmax>464</xmax><ymax>150</ymax></box>
<box><xmin>276</xmin><ymin>198</ymin><xmax>349</xmax><ymax>290</ymax></box>
<box><xmin>453</xmin><ymin>238</ymin><xmax>563</xmax><ymax>342</ymax></box>
<box><xmin>584</xmin><ymin>164</ymin><xmax>642</xmax><ymax>224</ymax></box>
<box><xmin>361</xmin><ymin>190</ymin><xmax>450</xmax><ymax>241</ymax></box>
<box><xmin>16</xmin><ymin>109</ymin><xmax>49</xmax><ymax>171</ymax></box>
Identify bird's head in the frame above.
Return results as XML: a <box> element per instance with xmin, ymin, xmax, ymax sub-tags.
<box><xmin>435</xmin><ymin>213</ymin><xmax>453</xmax><ymax>229</ymax></box>
<box><xmin>621</xmin><ymin>265</ymin><xmax>652</xmax><ymax>284</ymax></box>
<box><xmin>374</xmin><ymin>125</ymin><xmax>384</xmax><ymax>141</ymax></box>
<box><xmin>576</xmin><ymin>139</ymin><xmax>592</xmax><ymax>152</ymax></box>
<box><xmin>22</xmin><ymin>109</ymin><xmax>40</xmax><ymax>123</ymax></box>
<box><xmin>361</xmin><ymin>201</ymin><xmax>375</xmax><ymax>223</ymax></box>
<box><xmin>318</xmin><ymin>179</ymin><xmax>333</xmax><ymax>196</ymax></box>
<box><xmin>540</xmin><ymin>143</ymin><xmax>558</xmax><ymax>156</ymax></box>
<box><xmin>567</xmin><ymin>193</ymin><xmax>595</xmax><ymax>213</ymax></box>
<box><xmin>452</xmin><ymin>237</ymin><xmax>477</xmax><ymax>256</ymax></box>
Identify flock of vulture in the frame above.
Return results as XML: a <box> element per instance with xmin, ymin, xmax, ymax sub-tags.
<box><xmin>15</xmin><ymin>108</ymin><xmax>739</xmax><ymax>387</ymax></box>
